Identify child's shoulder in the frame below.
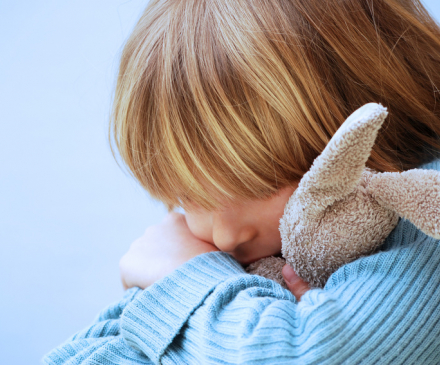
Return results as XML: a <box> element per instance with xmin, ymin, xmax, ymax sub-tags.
<box><xmin>327</xmin><ymin>154</ymin><xmax>440</xmax><ymax>288</ymax></box>
<box><xmin>419</xmin><ymin>158</ymin><xmax>440</xmax><ymax>172</ymax></box>
<box><xmin>378</xmin><ymin>157</ymin><xmax>440</xmax><ymax>251</ymax></box>
<box><xmin>325</xmin><ymin>217</ymin><xmax>440</xmax><ymax>292</ymax></box>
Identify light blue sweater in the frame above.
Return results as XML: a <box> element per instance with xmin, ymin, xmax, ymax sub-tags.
<box><xmin>43</xmin><ymin>159</ymin><xmax>440</xmax><ymax>365</ymax></box>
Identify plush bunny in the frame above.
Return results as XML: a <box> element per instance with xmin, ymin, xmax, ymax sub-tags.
<box><xmin>246</xmin><ymin>103</ymin><xmax>440</xmax><ymax>289</ymax></box>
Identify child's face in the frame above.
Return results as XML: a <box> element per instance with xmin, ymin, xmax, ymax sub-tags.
<box><xmin>184</xmin><ymin>184</ymin><xmax>297</xmax><ymax>266</ymax></box>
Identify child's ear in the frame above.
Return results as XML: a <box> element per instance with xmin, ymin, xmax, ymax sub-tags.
<box><xmin>297</xmin><ymin>103</ymin><xmax>388</xmax><ymax>218</ymax></box>
<box><xmin>368</xmin><ymin>169</ymin><xmax>440</xmax><ymax>239</ymax></box>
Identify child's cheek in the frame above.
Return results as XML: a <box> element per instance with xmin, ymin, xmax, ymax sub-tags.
<box><xmin>184</xmin><ymin>212</ymin><xmax>213</xmax><ymax>244</ymax></box>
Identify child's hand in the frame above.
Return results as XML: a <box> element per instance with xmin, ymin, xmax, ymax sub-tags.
<box><xmin>282</xmin><ymin>264</ymin><xmax>311</xmax><ymax>302</ymax></box>
<box><xmin>119</xmin><ymin>212</ymin><xmax>220</xmax><ymax>290</ymax></box>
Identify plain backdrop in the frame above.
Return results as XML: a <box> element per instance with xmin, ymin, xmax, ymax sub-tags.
<box><xmin>0</xmin><ymin>1</ymin><xmax>439</xmax><ymax>364</ymax></box>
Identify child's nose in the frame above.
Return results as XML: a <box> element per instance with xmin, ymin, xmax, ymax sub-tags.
<box><xmin>211</xmin><ymin>212</ymin><xmax>257</xmax><ymax>252</ymax></box>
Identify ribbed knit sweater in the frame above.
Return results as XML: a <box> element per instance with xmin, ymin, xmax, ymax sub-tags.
<box><xmin>43</xmin><ymin>159</ymin><xmax>440</xmax><ymax>365</ymax></box>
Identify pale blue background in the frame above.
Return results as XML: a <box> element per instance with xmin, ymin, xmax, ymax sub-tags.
<box><xmin>0</xmin><ymin>1</ymin><xmax>439</xmax><ymax>364</ymax></box>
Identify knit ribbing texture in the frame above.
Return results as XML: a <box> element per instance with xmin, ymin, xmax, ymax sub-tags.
<box><xmin>43</xmin><ymin>159</ymin><xmax>440</xmax><ymax>365</ymax></box>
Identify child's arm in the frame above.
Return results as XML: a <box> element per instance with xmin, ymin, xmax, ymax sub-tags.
<box><xmin>119</xmin><ymin>219</ymin><xmax>440</xmax><ymax>364</ymax></box>
<box><xmin>44</xmin><ymin>160</ymin><xmax>440</xmax><ymax>364</ymax></box>
<box><xmin>43</xmin><ymin>213</ymin><xmax>219</xmax><ymax>365</ymax></box>
<box><xmin>42</xmin><ymin>287</ymin><xmax>152</xmax><ymax>364</ymax></box>
<box><xmin>119</xmin><ymin>212</ymin><xmax>220</xmax><ymax>290</ymax></box>
<box><xmin>43</xmin><ymin>218</ymin><xmax>440</xmax><ymax>364</ymax></box>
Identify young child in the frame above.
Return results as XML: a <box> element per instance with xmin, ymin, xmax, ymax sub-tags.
<box><xmin>44</xmin><ymin>0</ymin><xmax>440</xmax><ymax>364</ymax></box>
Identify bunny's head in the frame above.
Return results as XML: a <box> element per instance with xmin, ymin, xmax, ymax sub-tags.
<box><xmin>247</xmin><ymin>103</ymin><xmax>440</xmax><ymax>288</ymax></box>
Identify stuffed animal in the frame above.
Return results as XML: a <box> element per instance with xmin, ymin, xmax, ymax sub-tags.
<box><xmin>246</xmin><ymin>103</ymin><xmax>440</xmax><ymax>289</ymax></box>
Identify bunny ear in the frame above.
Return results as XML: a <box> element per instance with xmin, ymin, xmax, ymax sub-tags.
<box><xmin>368</xmin><ymin>169</ymin><xmax>440</xmax><ymax>239</ymax></box>
<box><xmin>297</xmin><ymin>103</ymin><xmax>388</xmax><ymax>218</ymax></box>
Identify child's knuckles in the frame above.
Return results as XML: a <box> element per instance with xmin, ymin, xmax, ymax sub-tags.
<box><xmin>119</xmin><ymin>254</ymin><xmax>128</xmax><ymax>273</ymax></box>
<box><xmin>130</xmin><ymin>238</ymin><xmax>144</xmax><ymax>250</ymax></box>
<box><xmin>144</xmin><ymin>224</ymin><xmax>157</xmax><ymax>235</ymax></box>
<box><xmin>163</xmin><ymin>211</ymin><xmax>184</xmax><ymax>223</ymax></box>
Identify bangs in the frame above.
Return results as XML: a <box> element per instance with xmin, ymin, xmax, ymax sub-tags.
<box><xmin>111</xmin><ymin>0</ymin><xmax>440</xmax><ymax>212</ymax></box>
<box><xmin>111</xmin><ymin>0</ymin><xmax>315</xmax><ymax>211</ymax></box>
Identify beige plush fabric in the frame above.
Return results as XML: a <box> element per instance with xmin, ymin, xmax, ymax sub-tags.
<box><xmin>369</xmin><ymin>170</ymin><xmax>440</xmax><ymax>239</ymax></box>
<box><xmin>246</xmin><ymin>103</ymin><xmax>440</xmax><ymax>289</ymax></box>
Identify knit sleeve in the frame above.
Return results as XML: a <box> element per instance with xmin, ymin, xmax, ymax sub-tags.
<box><xmin>120</xmin><ymin>219</ymin><xmax>440</xmax><ymax>365</ymax></box>
<box><xmin>42</xmin><ymin>287</ymin><xmax>154</xmax><ymax>365</ymax></box>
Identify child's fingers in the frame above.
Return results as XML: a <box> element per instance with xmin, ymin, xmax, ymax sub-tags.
<box><xmin>282</xmin><ymin>264</ymin><xmax>311</xmax><ymax>302</ymax></box>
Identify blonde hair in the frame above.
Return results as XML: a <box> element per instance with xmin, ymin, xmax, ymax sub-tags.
<box><xmin>111</xmin><ymin>0</ymin><xmax>440</xmax><ymax>212</ymax></box>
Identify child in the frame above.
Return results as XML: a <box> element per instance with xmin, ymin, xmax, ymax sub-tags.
<box><xmin>44</xmin><ymin>0</ymin><xmax>440</xmax><ymax>364</ymax></box>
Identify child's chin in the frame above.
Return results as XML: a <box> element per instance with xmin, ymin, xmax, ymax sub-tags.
<box><xmin>240</xmin><ymin>252</ymin><xmax>284</xmax><ymax>267</ymax></box>
<box><xmin>240</xmin><ymin>255</ymin><xmax>271</xmax><ymax>266</ymax></box>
